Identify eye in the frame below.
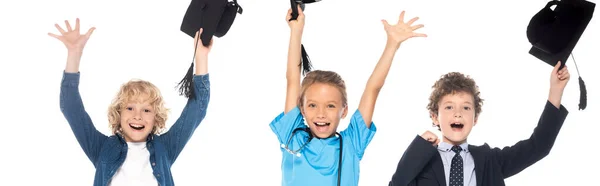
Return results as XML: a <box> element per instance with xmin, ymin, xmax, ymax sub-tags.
<box><xmin>126</xmin><ymin>107</ymin><xmax>133</xmax><ymax>111</ymax></box>
<box><xmin>308</xmin><ymin>103</ymin><xmax>316</xmax><ymax>108</ymax></box>
<box><xmin>144</xmin><ymin>109</ymin><xmax>152</xmax><ymax>113</ymax></box>
<box><xmin>445</xmin><ymin>106</ymin><xmax>453</xmax><ymax>110</ymax></box>
<box><xmin>327</xmin><ymin>104</ymin><xmax>336</xmax><ymax>108</ymax></box>
<box><xmin>463</xmin><ymin>106</ymin><xmax>472</xmax><ymax>110</ymax></box>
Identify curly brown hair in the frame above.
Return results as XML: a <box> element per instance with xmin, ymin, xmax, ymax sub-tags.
<box><xmin>427</xmin><ymin>72</ymin><xmax>484</xmax><ymax>130</ymax></box>
<box><xmin>297</xmin><ymin>70</ymin><xmax>348</xmax><ymax>108</ymax></box>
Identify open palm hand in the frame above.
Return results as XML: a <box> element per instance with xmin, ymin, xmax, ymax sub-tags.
<box><xmin>48</xmin><ymin>18</ymin><xmax>96</xmax><ymax>52</ymax></box>
<box><xmin>382</xmin><ymin>11</ymin><xmax>427</xmax><ymax>47</ymax></box>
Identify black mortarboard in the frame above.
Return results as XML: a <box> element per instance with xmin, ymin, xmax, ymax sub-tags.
<box><xmin>289</xmin><ymin>0</ymin><xmax>322</xmax><ymax>75</ymax></box>
<box><xmin>178</xmin><ymin>0</ymin><xmax>243</xmax><ymax>99</ymax></box>
<box><xmin>527</xmin><ymin>0</ymin><xmax>594</xmax><ymax>110</ymax></box>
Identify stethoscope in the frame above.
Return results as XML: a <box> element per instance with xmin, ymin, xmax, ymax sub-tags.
<box><xmin>280</xmin><ymin>127</ymin><xmax>343</xmax><ymax>186</ymax></box>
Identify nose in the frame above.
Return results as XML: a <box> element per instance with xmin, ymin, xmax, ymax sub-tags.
<box><xmin>133</xmin><ymin>110</ymin><xmax>143</xmax><ymax>120</ymax></box>
<box><xmin>316</xmin><ymin>107</ymin><xmax>326</xmax><ymax>119</ymax></box>
<box><xmin>453</xmin><ymin>110</ymin><xmax>463</xmax><ymax>118</ymax></box>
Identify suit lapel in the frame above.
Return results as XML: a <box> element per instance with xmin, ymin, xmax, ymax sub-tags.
<box><xmin>431</xmin><ymin>153</ymin><xmax>447</xmax><ymax>186</ymax></box>
<box><xmin>469</xmin><ymin>144</ymin><xmax>486</xmax><ymax>186</ymax></box>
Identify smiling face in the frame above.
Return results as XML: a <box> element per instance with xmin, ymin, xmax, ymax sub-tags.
<box><xmin>301</xmin><ymin>83</ymin><xmax>348</xmax><ymax>138</ymax></box>
<box><xmin>427</xmin><ymin>72</ymin><xmax>484</xmax><ymax>145</ymax></box>
<box><xmin>108</xmin><ymin>80</ymin><xmax>168</xmax><ymax>142</ymax></box>
<box><xmin>298</xmin><ymin>70</ymin><xmax>348</xmax><ymax>139</ymax></box>
<box><xmin>119</xmin><ymin>99</ymin><xmax>156</xmax><ymax>142</ymax></box>
<box><xmin>431</xmin><ymin>92</ymin><xmax>477</xmax><ymax>145</ymax></box>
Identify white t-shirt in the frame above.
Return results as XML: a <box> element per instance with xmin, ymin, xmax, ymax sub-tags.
<box><xmin>108</xmin><ymin>142</ymin><xmax>158</xmax><ymax>186</ymax></box>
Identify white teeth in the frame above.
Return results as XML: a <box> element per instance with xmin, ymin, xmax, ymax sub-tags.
<box><xmin>130</xmin><ymin>124</ymin><xmax>143</xmax><ymax>127</ymax></box>
<box><xmin>315</xmin><ymin>122</ymin><xmax>327</xmax><ymax>126</ymax></box>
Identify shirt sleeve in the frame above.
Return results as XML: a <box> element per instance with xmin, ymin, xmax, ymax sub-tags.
<box><xmin>60</xmin><ymin>71</ymin><xmax>108</xmax><ymax>165</ymax></box>
<box><xmin>159</xmin><ymin>74</ymin><xmax>210</xmax><ymax>163</ymax></box>
<box><xmin>341</xmin><ymin>109</ymin><xmax>377</xmax><ymax>160</ymax></box>
<box><xmin>269</xmin><ymin>107</ymin><xmax>306</xmax><ymax>145</ymax></box>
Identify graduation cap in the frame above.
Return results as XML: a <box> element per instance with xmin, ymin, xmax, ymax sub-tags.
<box><xmin>289</xmin><ymin>0</ymin><xmax>322</xmax><ymax>75</ymax></box>
<box><xmin>178</xmin><ymin>0</ymin><xmax>243</xmax><ymax>99</ymax></box>
<box><xmin>526</xmin><ymin>0</ymin><xmax>594</xmax><ymax>110</ymax></box>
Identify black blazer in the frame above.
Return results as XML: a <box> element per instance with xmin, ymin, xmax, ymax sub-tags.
<box><xmin>388</xmin><ymin>101</ymin><xmax>569</xmax><ymax>186</ymax></box>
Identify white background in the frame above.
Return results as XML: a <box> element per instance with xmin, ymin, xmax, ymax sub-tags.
<box><xmin>0</xmin><ymin>0</ymin><xmax>598</xmax><ymax>185</ymax></box>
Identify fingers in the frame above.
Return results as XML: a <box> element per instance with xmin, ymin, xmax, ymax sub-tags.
<box><xmin>398</xmin><ymin>11</ymin><xmax>406</xmax><ymax>24</ymax></box>
<box><xmin>47</xmin><ymin>32</ymin><xmax>64</xmax><ymax>42</ymax></box>
<box><xmin>433</xmin><ymin>138</ymin><xmax>440</xmax><ymax>146</ymax></box>
<box><xmin>85</xmin><ymin>27</ymin><xmax>96</xmax><ymax>38</ymax></box>
<box><xmin>558</xmin><ymin>66</ymin><xmax>570</xmax><ymax>80</ymax></box>
<box><xmin>411</xmin><ymin>24</ymin><xmax>424</xmax><ymax>31</ymax></box>
<box><xmin>65</xmin><ymin>20</ymin><xmax>73</xmax><ymax>32</ymax></box>
<box><xmin>297</xmin><ymin>5</ymin><xmax>304</xmax><ymax>17</ymax></box>
<box><xmin>381</xmin><ymin>19</ymin><xmax>391</xmax><ymax>29</ymax></box>
<box><xmin>425</xmin><ymin>137</ymin><xmax>435</xmax><ymax>143</ymax></box>
<box><xmin>406</xmin><ymin>17</ymin><xmax>419</xmax><ymax>26</ymax></box>
<box><xmin>286</xmin><ymin>9</ymin><xmax>293</xmax><ymax>21</ymax></box>
<box><xmin>55</xmin><ymin>24</ymin><xmax>66</xmax><ymax>34</ymax></box>
<box><xmin>552</xmin><ymin>61</ymin><xmax>562</xmax><ymax>74</ymax></box>
<box><xmin>194</xmin><ymin>28</ymin><xmax>203</xmax><ymax>46</ymax></box>
<box><xmin>412</xmin><ymin>32</ymin><xmax>428</xmax><ymax>37</ymax></box>
<box><xmin>75</xmin><ymin>18</ymin><xmax>80</xmax><ymax>32</ymax></box>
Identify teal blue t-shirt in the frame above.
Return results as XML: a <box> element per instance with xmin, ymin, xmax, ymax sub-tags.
<box><xmin>269</xmin><ymin>107</ymin><xmax>377</xmax><ymax>186</ymax></box>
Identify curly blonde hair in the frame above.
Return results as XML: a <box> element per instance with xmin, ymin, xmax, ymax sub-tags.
<box><xmin>107</xmin><ymin>79</ymin><xmax>169</xmax><ymax>135</ymax></box>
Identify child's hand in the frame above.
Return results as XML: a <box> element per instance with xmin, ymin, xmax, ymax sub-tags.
<box><xmin>381</xmin><ymin>11</ymin><xmax>427</xmax><ymax>48</ymax></box>
<box><xmin>548</xmin><ymin>61</ymin><xmax>570</xmax><ymax>108</ymax></box>
<box><xmin>286</xmin><ymin>5</ymin><xmax>305</xmax><ymax>34</ymax></box>
<box><xmin>550</xmin><ymin>61</ymin><xmax>570</xmax><ymax>91</ymax></box>
<box><xmin>48</xmin><ymin>18</ymin><xmax>95</xmax><ymax>53</ymax></box>
<box><xmin>420</xmin><ymin>131</ymin><xmax>439</xmax><ymax>146</ymax></box>
<box><xmin>194</xmin><ymin>28</ymin><xmax>212</xmax><ymax>61</ymax></box>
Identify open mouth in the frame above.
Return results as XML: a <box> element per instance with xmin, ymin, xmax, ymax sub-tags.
<box><xmin>450</xmin><ymin>123</ymin><xmax>464</xmax><ymax>129</ymax></box>
<box><xmin>129</xmin><ymin>123</ymin><xmax>145</xmax><ymax>131</ymax></box>
<box><xmin>313</xmin><ymin>122</ymin><xmax>331</xmax><ymax>133</ymax></box>
<box><xmin>314</xmin><ymin>122</ymin><xmax>331</xmax><ymax>126</ymax></box>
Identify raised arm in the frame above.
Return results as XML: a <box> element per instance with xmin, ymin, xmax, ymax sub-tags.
<box><xmin>358</xmin><ymin>11</ymin><xmax>427</xmax><ymax>126</ymax></box>
<box><xmin>496</xmin><ymin>61</ymin><xmax>570</xmax><ymax>178</ymax></box>
<box><xmin>285</xmin><ymin>5</ymin><xmax>305</xmax><ymax>114</ymax></box>
<box><xmin>159</xmin><ymin>29</ymin><xmax>211</xmax><ymax>162</ymax></box>
<box><xmin>51</xmin><ymin>18</ymin><xmax>107</xmax><ymax>164</ymax></box>
<box><xmin>389</xmin><ymin>135</ymin><xmax>438</xmax><ymax>186</ymax></box>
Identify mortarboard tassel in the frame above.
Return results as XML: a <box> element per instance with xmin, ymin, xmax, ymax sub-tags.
<box><xmin>289</xmin><ymin>0</ymin><xmax>312</xmax><ymax>75</ymax></box>
<box><xmin>177</xmin><ymin>62</ymin><xmax>196</xmax><ymax>100</ymax></box>
<box><xmin>578</xmin><ymin>76</ymin><xmax>587</xmax><ymax>110</ymax></box>
<box><xmin>300</xmin><ymin>44</ymin><xmax>312</xmax><ymax>75</ymax></box>
<box><xmin>571</xmin><ymin>53</ymin><xmax>586</xmax><ymax>110</ymax></box>
<box><xmin>177</xmin><ymin>31</ymin><xmax>201</xmax><ymax>100</ymax></box>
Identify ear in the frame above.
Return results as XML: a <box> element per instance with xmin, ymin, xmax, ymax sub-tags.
<box><xmin>430</xmin><ymin>111</ymin><xmax>440</xmax><ymax>127</ymax></box>
<box><xmin>340</xmin><ymin>105</ymin><xmax>349</xmax><ymax>119</ymax></box>
<box><xmin>473</xmin><ymin>115</ymin><xmax>479</xmax><ymax>126</ymax></box>
<box><xmin>300</xmin><ymin>106</ymin><xmax>306</xmax><ymax>117</ymax></box>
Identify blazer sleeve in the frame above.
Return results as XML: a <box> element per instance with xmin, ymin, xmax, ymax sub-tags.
<box><xmin>389</xmin><ymin>135</ymin><xmax>438</xmax><ymax>186</ymax></box>
<box><xmin>492</xmin><ymin>100</ymin><xmax>568</xmax><ymax>178</ymax></box>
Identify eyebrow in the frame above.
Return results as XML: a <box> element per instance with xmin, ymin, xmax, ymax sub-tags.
<box><xmin>306</xmin><ymin>99</ymin><xmax>340</xmax><ymax>104</ymax></box>
<box><xmin>442</xmin><ymin>101</ymin><xmax>473</xmax><ymax>105</ymax></box>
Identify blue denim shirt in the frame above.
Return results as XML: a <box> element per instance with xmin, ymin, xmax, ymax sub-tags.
<box><xmin>60</xmin><ymin>72</ymin><xmax>210</xmax><ymax>186</ymax></box>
